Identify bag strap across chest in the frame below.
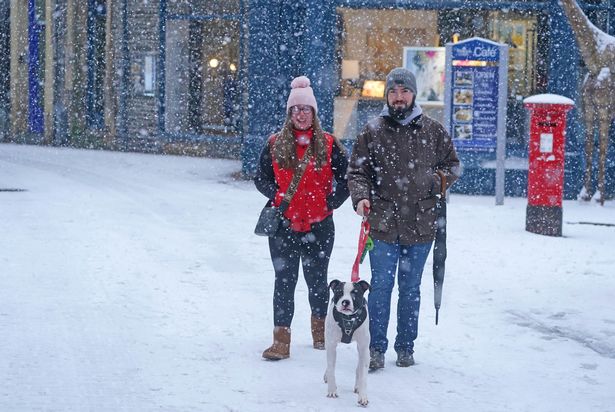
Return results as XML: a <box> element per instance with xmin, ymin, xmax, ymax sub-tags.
<box><xmin>278</xmin><ymin>145</ymin><xmax>312</xmax><ymax>212</ymax></box>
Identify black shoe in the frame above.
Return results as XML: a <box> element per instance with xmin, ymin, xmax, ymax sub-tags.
<box><xmin>396</xmin><ymin>351</ymin><xmax>414</xmax><ymax>367</ymax></box>
<box><xmin>369</xmin><ymin>349</ymin><xmax>385</xmax><ymax>370</ymax></box>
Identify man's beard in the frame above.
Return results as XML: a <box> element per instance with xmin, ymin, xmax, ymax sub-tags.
<box><xmin>387</xmin><ymin>97</ymin><xmax>415</xmax><ymax>120</ymax></box>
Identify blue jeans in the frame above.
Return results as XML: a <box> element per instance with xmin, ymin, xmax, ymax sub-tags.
<box><xmin>368</xmin><ymin>239</ymin><xmax>433</xmax><ymax>355</ymax></box>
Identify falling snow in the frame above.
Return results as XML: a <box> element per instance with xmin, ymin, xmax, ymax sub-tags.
<box><xmin>1</xmin><ymin>144</ymin><xmax>614</xmax><ymax>411</ymax></box>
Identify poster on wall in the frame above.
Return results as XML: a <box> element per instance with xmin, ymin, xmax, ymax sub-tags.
<box><xmin>402</xmin><ymin>47</ymin><xmax>446</xmax><ymax>104</ymax></box>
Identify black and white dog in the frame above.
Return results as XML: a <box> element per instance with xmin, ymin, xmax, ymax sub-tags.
<box><xmin>324</xmin><ymin>279</ymin><xmax>371</xmax><ymax>407</ymax></box>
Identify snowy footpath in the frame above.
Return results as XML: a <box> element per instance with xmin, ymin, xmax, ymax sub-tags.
<box><xmin>1</xmin><ymin>143</ymin><xmax>614</xmax><ymax>412</ymax></box>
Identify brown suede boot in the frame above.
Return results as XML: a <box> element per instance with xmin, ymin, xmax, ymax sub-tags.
<box><xmin>262</xmin><ymin>326</ymin><xmax>291</xmax><ymax>360</ymax></box>
<box><xmin>311</xmin><ymin>316</ymin><xmax>325</xmax><ymax>350</ymax></box>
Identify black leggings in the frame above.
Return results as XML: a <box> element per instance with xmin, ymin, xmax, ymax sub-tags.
<box><xmin>268</xmin><ymin>216</ymin><xmax>334</xmax><ymax>326</ymax></box>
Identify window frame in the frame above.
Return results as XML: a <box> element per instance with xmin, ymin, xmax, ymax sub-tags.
<box><xmin>158</xmin><ymin>0</ymin><xmax>245</xmax><ymax>142</ymax></box>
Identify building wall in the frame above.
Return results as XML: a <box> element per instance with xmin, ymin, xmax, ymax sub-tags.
<box><xmin>9</xmin><ymin>0</ymin><xmax>28</xmax><ymax>137</ymax></box>
<box><xmin>0</xmin><ymin>1</ymin><xmax>10</xmax><ymax>140</ymax></box>
<box><xmin>121</xmin><ymin>2</ymin><xmax>160</xmax><ymax>151</ymax></box>
<box><xmin>243</xmin><ymin>0</ymin><xmax>614</xmax><ymax>199</ymax></box>
<box><xmin>3</xmin><ymin>0</ymin><xmax>614</xmax><ymax>197</ymax></box>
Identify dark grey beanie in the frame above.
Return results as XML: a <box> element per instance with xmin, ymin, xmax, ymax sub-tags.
<box><xmin>385</xmin><ymin>67</ymin><xmax>417</xmax><ymax>96</ymax></box>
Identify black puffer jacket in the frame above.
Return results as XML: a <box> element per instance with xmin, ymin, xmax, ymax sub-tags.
<box><xmin>348</xmin><ymin>114</ymin><xmax>460</xmax><ymax>244</ymax></box>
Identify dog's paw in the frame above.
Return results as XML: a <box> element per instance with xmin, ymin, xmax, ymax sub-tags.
<box><xmin>326</xmin><ymin>391</ymin><xmax>338</xmax><ymax>399</ymax></box>
<box><xmin>357</xmin><ymin>394</ymin><xmax>369</xmax><ymax>407</ymax></box>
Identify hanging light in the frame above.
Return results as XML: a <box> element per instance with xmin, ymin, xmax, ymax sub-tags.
<box><xmin>209</xmin><ymin>58</ymin><xmax>220</xmax><ymax>68</ymax></box>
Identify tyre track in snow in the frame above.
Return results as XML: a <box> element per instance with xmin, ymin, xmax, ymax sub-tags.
<box><xmin>507</xmin><ymin>310</ymin><xmax>615</xmax><ymax>359</ymax></box>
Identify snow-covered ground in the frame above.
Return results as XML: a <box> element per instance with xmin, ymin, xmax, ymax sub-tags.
<box><xmin>1</xmin><ymin>143</ymin><xmax>614</xmax><ymax>412</ymax></box>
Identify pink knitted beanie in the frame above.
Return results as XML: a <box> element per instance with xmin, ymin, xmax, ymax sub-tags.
<box><xmin>286</xmin><ymin>76</ymin><xmax>318</xmax><ymax>114</ymax></box>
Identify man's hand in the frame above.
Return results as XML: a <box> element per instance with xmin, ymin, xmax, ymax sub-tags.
<box><xmin>356</xmin><ymin>199</ymin><xmax>370</xmax><ymax>217</ymax></box>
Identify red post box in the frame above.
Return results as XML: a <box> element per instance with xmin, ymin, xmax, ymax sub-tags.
<box><xmin>523</xmin><ymin>94</ymin><xmax>574</xmax><ymax>236</ymax></box>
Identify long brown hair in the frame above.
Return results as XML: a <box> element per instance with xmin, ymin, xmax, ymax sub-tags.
<box><xmin>272</xmin><ymin>110</ymin><xmax>329</xmax><ymax>170</ymax></box>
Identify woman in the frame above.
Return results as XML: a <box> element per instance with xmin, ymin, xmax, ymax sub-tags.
<box><xmin>254</xmin><ymin>76</ymin><xmax>349</xmax><ymax>360</ymax></box>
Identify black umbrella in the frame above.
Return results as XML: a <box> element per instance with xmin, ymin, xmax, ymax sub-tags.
<box><xmin>432</xmin><ymin>192</ymin><xmax>447</xmax><ymax>325</ymax></box>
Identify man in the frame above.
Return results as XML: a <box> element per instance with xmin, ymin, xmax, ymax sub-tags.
<box><xmin>347</xmin><ymin>67</ymin><xmax>459</xmax><ymax>369</ymax></box>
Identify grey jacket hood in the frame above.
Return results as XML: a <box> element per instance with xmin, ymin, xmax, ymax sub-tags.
<box><xmin>380</xmin><ymin>103</ymin><xmax>423</xmax><ymax>126</ymax></box>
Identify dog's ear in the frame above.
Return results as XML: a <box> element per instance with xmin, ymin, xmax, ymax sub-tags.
<box><xmin>358</xmin><ymin>280</ymin><xmax>371</xmax><ymax>292</ymax></box>
<box><xmin>329</xmin><ymin>279</ymin><xmax>341</xmax><ymax>290</ymax></box>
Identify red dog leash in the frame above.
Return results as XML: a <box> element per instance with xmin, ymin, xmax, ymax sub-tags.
<box><xmin>351</xmin><ymin>208</ymin><xmax>372</xmax><ymax>282</ymax></box>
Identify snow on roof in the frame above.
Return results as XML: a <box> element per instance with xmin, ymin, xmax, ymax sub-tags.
<box><xmin>523</xmin><ymin>94</ymin><xmax>575</xmax><ymax>105</ymax></box>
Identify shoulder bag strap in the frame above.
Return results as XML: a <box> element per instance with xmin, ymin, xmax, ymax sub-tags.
<box><xmin>279</xmin><ymin>145</ymin><xmax>313</xmax><ymax>212</ymax></box>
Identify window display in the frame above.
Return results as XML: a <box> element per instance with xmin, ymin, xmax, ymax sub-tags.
<box><xmin>333</xmin><ymin>7</ymin><xmax>542</xmax><ymax>142</ymax></box>
<box><xmin>334</xmin><ymin>8</ymin><xmax>440</xmax><ymax>140</ymax></box>
<box><xmin>489</xmin><ymin>13</ymin><xmax>538</xmax><ymax>96</ymax></box>
<box><xmin>164</xmin><ymin>18</ymin><xmax>240</xmax><ymax>135</ymax></box>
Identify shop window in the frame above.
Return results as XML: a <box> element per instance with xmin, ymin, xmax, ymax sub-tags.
<box><xmin>584</xmin><ymin>0</ymin><xmax>611</xmax><ymax>30</ymax></box>
<box><xmin>143</xmin><ymin>55</ymin><xmax>156</xmax><ymax>96</ymax></box>
<box><xmin>334</xmin><ymin>6</ymin><xmax>546</xmax><ymax>149</ymax></box>
<box><xmin>334</xmin><ymin>8</ymin><xmax>441</xmax><ymax>141</ymax></box>
<box><xmin>86</xmin><ymin>0</ymin><xmax>106</xmax><ymax>129</ymax></box>
<box><xmin>164</xmin><ymin>18</ymin><xmax>240</xmax><ymax>135</ymax></box>
<box><xmin>487</xmin><ymin>11</ymin><xmax>543</xmax><ymax>147</ymax></box>
<box><xmin>488</xmin><ymin>11</ymin><xmax>538</xmax><ymax>98</ymax></box>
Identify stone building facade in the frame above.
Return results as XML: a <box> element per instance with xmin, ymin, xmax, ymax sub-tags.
<box><xmin>1</xmin><ymin>0</ymin><xmax>614</xmax><ymax>198</ymax></box>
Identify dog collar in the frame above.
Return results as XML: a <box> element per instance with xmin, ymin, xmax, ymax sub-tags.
<box><xmin>332</xmin><ymin>299</ymin><xmax>367</xmax><ymax>344</ymax></box>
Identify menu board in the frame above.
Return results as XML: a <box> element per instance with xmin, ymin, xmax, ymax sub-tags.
<box><xmin>445</xmin><ymin>37</ymin><xmax>507</xmax><ymax>152</ymax></box>
<box><xmin>444</xmin><ymin>37</ymin><xmax>508</xmax><ymax>203</ymax></box>
<box><xmin>451</xmin><ymin>65</ymin><xmax>499</xmax><ymax>149</ymax></box>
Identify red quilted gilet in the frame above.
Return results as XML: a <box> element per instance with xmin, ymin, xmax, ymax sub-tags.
<box><xmin>271</xmin><ymin>129</ymin><xmax>334</xmax><ymax>232</ymax></box>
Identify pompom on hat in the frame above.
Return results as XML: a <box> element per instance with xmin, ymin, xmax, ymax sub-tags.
<box><xmin>286</xmin><ymin>76</ymin><xmax>318</xmax><ymax>114</ymax></box>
